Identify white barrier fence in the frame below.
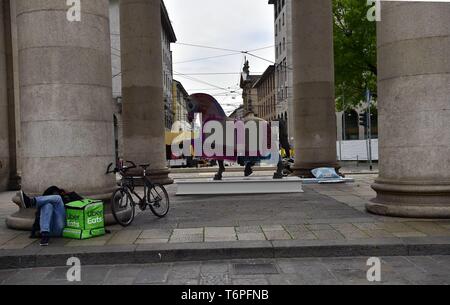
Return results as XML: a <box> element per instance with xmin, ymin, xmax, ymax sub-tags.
<box><xmin>337</xmin><ymin>139</ymin><xmax>379</xmax><ymax>161</ymax></box>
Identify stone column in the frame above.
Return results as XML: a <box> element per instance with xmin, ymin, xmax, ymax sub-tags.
<box><xmin>367</xmin><ymin>2</ymin><xmax>450</xmax><ymax>218</ymax></box>
<box><xmin>291</xmin><ymin>0</ymin><xmax>339</xmax><ymax>177</ymax></box>
<box><xmin>0</xmin><ymin>0</ymin><xmax>9</xmax><ymax>191</ymax></box>
<box><xmin>120</xmin><ymin>0</ymin><xmax>172</xmax><ymax>185</ymax></box>
<box><xmin>7</xmin><ymin>0</ymin><xmax>116</xmax><ymax>229</ymax></box>
<box><xmin>4</xmin><ymin>0</ymin><xmax>20</xmax><ymax>190</ymax></box>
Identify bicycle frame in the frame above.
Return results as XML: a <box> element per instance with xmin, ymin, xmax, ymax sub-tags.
<box><xmin>108</xmin><ymin>160</ymin><xmax>170</xmax><ymax>225</ymax></box>
<box><xmin>119</xmin><ymin>167</ymin><xmax>157</xmax><ymax>207</ymax></box>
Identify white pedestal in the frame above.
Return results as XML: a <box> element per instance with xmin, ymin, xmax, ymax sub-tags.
<box><xmin>176</xmin><ymin>177</ymin><xmax>304</xmax><ymax>196</ymax></box>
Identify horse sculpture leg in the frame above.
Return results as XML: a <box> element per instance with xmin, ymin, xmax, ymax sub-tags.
<box><xmin>214</xmin><ymin>160</ymin><xmax>226</xmax><ymax>181</ymax></box>
<box><xmin>244</xmin><ymin>161</ymin><xmax>255</xmax><ymax>177</ymax></box>
<box><xmin>273</xmin><ymin>155</ymin><xmax>284</xmax><ymax>179</ymax></box>
<box><xmin>273</xmin><ymin>161</ymin><xmax>284</xmax><ymax>179</ymax></box>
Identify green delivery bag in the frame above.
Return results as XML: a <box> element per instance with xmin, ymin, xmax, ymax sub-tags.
<box><xmin>63</xmin><ymin>227</ymin><xmax>106</xmax><ymax>240</ymax></box>
<box><xmin>63</xmin><ymin>199</ymin><xmax>105</xmax><ymax>240</ymax></box>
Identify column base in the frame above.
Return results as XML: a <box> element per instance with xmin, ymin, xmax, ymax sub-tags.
<box><xmin>367</xmin><ymin>179</ymin><xmax>450</xmax><ymax>218</ymax></box>
<box><xmin>149</xmin><ymin>168</ymin><xmax>174</xmax><ymax>185</ymax></box>
<box><xmin>292</xmin><ymin>162</ymin><xmax>341</xmax><ymax>178</ymax></box>
<box><xmin>6</xmin><ymin>191</ymin><xmax>119</xmax><ymax>231</ymax></box>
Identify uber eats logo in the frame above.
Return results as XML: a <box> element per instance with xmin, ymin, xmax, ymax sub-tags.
<box><xmin>67</xmin><ymin>214</ymin><xmax>80</xmax><ymax>227</ymax></box>
<box><xmin>87</xmin><ymin>209</ymin><xmax>103</xmax><ymax>225</ymax></box>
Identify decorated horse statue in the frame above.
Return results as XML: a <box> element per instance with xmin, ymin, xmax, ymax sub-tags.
<box><xmin>185</xmin><ymin>93</ymin><xmax>285</xmax><ymax>180</ymax></box>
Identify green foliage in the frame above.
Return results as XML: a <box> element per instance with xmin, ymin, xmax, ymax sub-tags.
<box><xmin>333</xmin><ymin>0</ymin><xmax>377</xmax><ymax>112</ymax></box>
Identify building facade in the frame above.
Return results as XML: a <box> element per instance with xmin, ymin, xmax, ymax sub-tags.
<box><xmin>228</xmin><ymin>105</ymin><xmax>245</xmax><ymax>120</ymax></box>
<box><xmin>253</xmin><ymin>65</ymin><xmax>276</xmax><ymax>121</ymax></box>
<box><xmin>172</xmin><ymin>80</ymin><xmax>189</xmax><ymax>124</ymax></box>
<box><xmin>240</xmin><ymin>60</ymin><xmax>261</xmax><ymax>116</ymax></box>
<box><xmin>161</xmin><ymin>2</ymin><xmax>177</xmax><ymax>130</ymax></box>
<box><xmin>269</xmin><ymin>0</ymin><xmax>294</xmax><ymax>143</ymax></box>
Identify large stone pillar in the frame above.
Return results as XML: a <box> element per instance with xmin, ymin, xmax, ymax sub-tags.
<box><xmin>367</xmin><ymin>2</ymin><xmax>450</xmax><ymax>218</ymax></box>
<box><xmin>120</xmin><ymin>0</ymin><xmax>172</xmax><ymax>185</ymax></box>
<box><xmin>7</xmin><ymin>0</ymin><xmax>116</xmax><ymax>229</ymax></box>
<box><xmin>291</xmin><ymin>0</ymin><xmax>339</xmax><ymax>177</ymax></box>
<box><xmin>0</xmin><ymin>0</ymin><xmax>9</xmax><ymax>191</ymax></box>
<box><xmin>4</xmin><ymin>0</ymin><xmax>21</xmax><ymax>190</ymax></box>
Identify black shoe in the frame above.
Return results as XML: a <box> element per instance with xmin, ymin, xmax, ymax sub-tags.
<box><xmin>18</xmin><ymin>191</ymin><xmax>36</xmax><ymax>209</ymax></box>
<box><xmin>40</xmin><ymin>232</ymin><xmax>50</xmax><ymax>246</ymax></box>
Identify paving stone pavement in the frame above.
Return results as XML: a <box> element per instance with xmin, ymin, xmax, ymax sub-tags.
<box><xmin>1</xmin><ymin>255</ymin><xmax>449</xmax><ymax>285</ymax></box>
<box><xmin>1</xmin><ymin>174</ymin><xmax>450</xmax><ymax>250</ymax></box>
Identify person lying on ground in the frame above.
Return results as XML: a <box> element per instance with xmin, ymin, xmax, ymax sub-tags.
<box><xmin>18</xmin><ymin>187</ymin><xmax>83</xmax><ymax>247</ymax></box>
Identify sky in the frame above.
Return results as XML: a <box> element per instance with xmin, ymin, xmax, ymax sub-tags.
<box><xmin>164</xmin><ymin>0</ymin><xmax>275</xmax><ymax>115</ymax></box>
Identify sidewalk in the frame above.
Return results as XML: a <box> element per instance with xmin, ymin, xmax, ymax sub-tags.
<box><xmin>1</xmin><ymin>173</ymin><xmax>449</xmax><ymax>269</ymax></box>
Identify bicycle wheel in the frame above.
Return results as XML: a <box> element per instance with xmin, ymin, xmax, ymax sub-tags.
<box><xmin>111</xmin><ymin>188</ymin><xmax>135</xmax><ymax>227</ymax></box>
<box><xmin>147</xmin><ymin>183</ymin><xmax>170</xmax><ymax>218</ymax></box>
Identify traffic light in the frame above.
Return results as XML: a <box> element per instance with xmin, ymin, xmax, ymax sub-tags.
<box><xmin>359</xmin><ymin>112</ymin><xmax>368</xmax><ymax>127</ymax></box>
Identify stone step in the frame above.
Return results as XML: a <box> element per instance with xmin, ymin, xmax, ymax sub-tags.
<box><xmin>1</xmin><ymin>236</ymin><xmax>450</xmax><ymax>270</ymax></box>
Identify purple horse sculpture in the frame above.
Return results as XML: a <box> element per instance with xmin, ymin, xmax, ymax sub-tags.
<box><xmin>186</xmin><ymin>93</ymin><xmax>284</xmax><ymax>180</ymax></box>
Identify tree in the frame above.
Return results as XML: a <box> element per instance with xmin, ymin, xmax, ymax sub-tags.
<box><xmin>333</xmin><ymin>0</ymin><xmax>377</xmax><ymax>112</ymax></box>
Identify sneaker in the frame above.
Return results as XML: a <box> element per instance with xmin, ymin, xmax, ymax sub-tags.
<box><xmin>18</xmin><ymin>191</ymin><xmax>34</xmax><ymax>209</ymax></box>
<box><xmin>40</xmin><ymin>232</ymin><xmax>50</xmax><ymax>247</ymax></box>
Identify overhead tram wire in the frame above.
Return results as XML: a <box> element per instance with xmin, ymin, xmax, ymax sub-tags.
<box><xmin>111</xmin><ymin>42</ymin><xmax>277</xmax><ymax>64</ymax></box>
<box><xmin>186</xmin><ymin>88</ymin><xmax>235</xmax><ymax>91</ymax></box>
<box><xmin>246</xmin><ymin>51</ymin><xmax>294</xmax><ymax>71</ymax></box>
<box><xmin>174</xmin><ymin>70</ymin><xmax>232</xmax><ymax>92</ymax></box>
<box><xmin>175</xmin><ymin>42</ymin><xmax>241</xmax><ymax>53</ymax></box>
<box><xmin>175</xmin><ymin>42</ymin><xmax>275</xmax><ymax>53</ymax></box>
<box><xmin>174</xmin><ymin>42</ymin><xmax>276</xmax><ymax>62</ymax></box>
<box><xmin>174</xmin><ymin>72</ymin><xmax>264</xmax><ymax>76</ymax></box>
<box><xmin>245</xmin><ymin>52</ymin><xmax>275</xmax><ymax>65</ymax></box>
<box><xmin>174</xmin><ymin>52</ymin><xmax>242</xmax><ymax>65</ymax></box>
<box><xmin>247</xmin><ymin>45</ymin><xmax>276</xmax><ymax>52</ymax></box>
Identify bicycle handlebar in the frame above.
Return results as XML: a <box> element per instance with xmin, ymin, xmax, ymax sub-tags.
<box><xmin>106</xmin><ymin>160</ymin><xmax>138</xmax><ymax>175</ymax></box>
<box><xmin>125</xmin><ymin>160</ymin><xmax>137</xmax><ymax>168</ymax></box>
<box><xmin>106</xmin><ymin>163</ymin><xmax>114</xmax><ymax>174</ymax></box>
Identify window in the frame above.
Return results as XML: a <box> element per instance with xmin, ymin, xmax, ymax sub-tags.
<box><xmin>283</xmin><ymin>38</ymin><xmax>286</xmax><ymax>51</ymax></box>
<box><xmin>283</xmin><ymin>13</ymin><xmax>285</xmax><ymax>26</ymax></box>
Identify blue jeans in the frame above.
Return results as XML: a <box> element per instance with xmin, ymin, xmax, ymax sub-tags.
<box><xmin>36</xmin><ymin>195</ymin><xmax>66</xmax><ymax>237</ymax></box>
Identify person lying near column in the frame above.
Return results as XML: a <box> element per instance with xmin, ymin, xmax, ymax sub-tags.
<box><xmin>18</xmin><ymin>187</ymin><xmax>83</xmax><ymax>246</ymax></box>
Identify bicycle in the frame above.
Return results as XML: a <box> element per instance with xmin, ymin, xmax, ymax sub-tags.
<box><xmin>106</xmin><ymin>160</ymin><xmax>170</xmax><ymax>227</ymax></box>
